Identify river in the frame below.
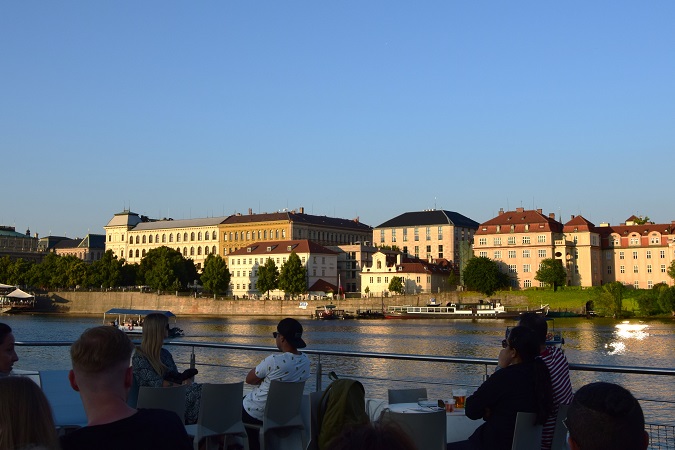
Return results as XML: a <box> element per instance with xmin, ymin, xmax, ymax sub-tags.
<box><xmin>4</xmin><ymin>314</ymin><xmax>675</xmax><ymax>425</ymax></box>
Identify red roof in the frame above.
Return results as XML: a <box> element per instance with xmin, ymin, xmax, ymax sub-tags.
<box><xmin>228</xmin><ymin>239</ymin><xmax>337</xmax><ymax>256</ymax></box>
<box><xmin>477</xmin><ymin>209</ymin><xmax>563</xmax><ymax>234</ymax></box>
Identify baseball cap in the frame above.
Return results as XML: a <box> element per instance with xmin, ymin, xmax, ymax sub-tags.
<box><xmin>277</xmin><ymin>318</ymin><xmax>306</xmax><ymax>349</ymax></box>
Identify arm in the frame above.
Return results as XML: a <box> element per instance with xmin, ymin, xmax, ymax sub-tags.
<box><xmin>132</xmin><ymin>353</ymin><xmax>164</xmax><ymax>388</ymax></box>
<box><xmin>246</xmin><ymin>368</ymin><xmax>263</xmax><ymax>385</ymax></box>
<box><xmin>465</xmin><ymin>369</ymin><xmax>505</xmax><ymax>420</ymax></box>
<box><xmin>245</xmin><ymin>354</ymin><xmax>271</xmax><ymax>385</ymax></box>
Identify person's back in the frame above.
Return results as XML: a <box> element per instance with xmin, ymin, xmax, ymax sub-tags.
<box><xmin>566</xmin><ymin>382</ymin><xmax>649</xmax><ymax>450</ymax></box>
<box><xmin>60</xmin><ymin>326</ymin><xmax>192</xmax><ymax>450</ymax></box>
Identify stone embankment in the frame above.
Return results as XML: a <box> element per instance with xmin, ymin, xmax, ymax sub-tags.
<box><xmin>48</xmin><ymin>291</ymin><xmax>528</xmax><ymax>316</ymax></box>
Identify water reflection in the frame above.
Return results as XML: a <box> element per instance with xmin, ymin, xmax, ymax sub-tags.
<box><xmin>605</xmin><ymin>321</ymin><xmax>650</xmax><ymax>355</ymax></box>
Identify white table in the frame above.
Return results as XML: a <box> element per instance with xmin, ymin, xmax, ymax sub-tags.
<box><xmin>386</xmin><ymin>402</ymin><xmax>482</xmax><ymax>443</ymax></box>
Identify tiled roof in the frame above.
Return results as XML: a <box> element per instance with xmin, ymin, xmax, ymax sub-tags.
<box><xmin>596</xmin><ymin>222</ymin><xmax>675</xmax><ymax>238</ymax></box>
<box><xmin>563</xmin><ymin>215</ymin><xmax>596</xmax><ymax>232</ymax></box>
<box><xmin>224</xmin><ymin>211</ymin><xmax>372</xmax><ymax>231</ymax></box>
<box><xmin>477</xmin><ymin>209</ymin><xmax>563</xmax><ymax>234</ymax></box>
<box><xmin>105</xmin><ymin>211</ymin><xmax>143</xmax><ymax>227</ymax></box>
<box><xmin>133</xmin><ymin>217</ymin><xmax>229</xmax><ymax>231</ymax></box>
<box><xmin>53</xmin><ymin>239</ymin><xmax>79</xmax><ymax>249</ymax></box>
<box><xmin>308</xmin><ymin>279</ymin><xmax>338</xmax><ymax>293</ymax></box>
<box><xmin>228</xmin><ymin>240</ymin><xmax>337</xmax><ymax>256</ymax></box>
<box><xmin>376</xmin><ymin>210</ymin><xmax>479</xmax><ymax>229</ymax></box>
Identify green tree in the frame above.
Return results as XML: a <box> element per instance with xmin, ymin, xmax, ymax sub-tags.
<box><xmin>595</xmin><ymin>281</ymin><xmax>626</xmax><ymax>317</ymax></box>
<box><xmin>388</xmin><ymin>276</ymin><xmax>404</xmax><ymax>295</ymax></box>
<box><xmin>28</xmin><ymin>253</ymin><xmax>61</xmax><ymax>289</ymax></box>
<box><xmin>278</xmin><ymin>252</ymin><xmax>307</xmax><ymax>299</ymax></box>
<box><xmin>462</xmin><ymin>256</ymin><xmax>509</xmax><ymax>297</ymax></box>
<box><xmin>667</xmin><ymin>261</ymin><xmax>675</xmax><ymax>282</ymax></box>
<box><xmin>658</xmin><ymin>285</ymin><xmax>675</xmax><ymax>316</ymax></box>
<box><xmin>201</xmin><ymin>254</ymin><xmax>230</xmax><ymax>295</ymax></box>
<box><xmin>88</xmin><ymin>250</ymin><xmax>123</xmax><ymax>288</ymax></box>
<box><xmin>534</xmin><ymin>258</ymin><xmax>567</xmax><ymax>291</ymax></box>
<box><xmin>6</xmin><ymin>258</ymin><xmax>33</xmax><ymax>286</ymax></box>
<box><xmin>138</xmin><ymin>246</ymin><xmax>198</xmax><ymax>291</ymax></box>
<box><xmin>120</xmin><ymin>262</ymin><xmax>139</xmax><ymax>287</ymax></box>
<box><xmin>636</xmin><ymin>284</ymin><xmax>665</xmax><ymax>315</ymax></box>
<box><xmin>256</xmin><ymin>258</ymin><xmax>279</xmax><ymax>298</ymax></box>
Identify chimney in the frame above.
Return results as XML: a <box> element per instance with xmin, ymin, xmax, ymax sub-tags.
<box><xmin>549</xmin><ymin>213</ymin><xmax>555</xmax><ymax>219</ymax></box>
<box><xmin>498</xmin><ymin>208</ymin><xmax>505</xmax><ymax>215</ymax></box>
<box><xmin>516</xmin><ymin>207</ymin><xmax>524</xmax><ymax>213</ymax></box>
<box><xmin>571</xmin><ymin>215</ymin><xmax>575</xmax><ymax>220</ymax></box>
<box><xmin>397</xmin><ymin>254</ymin><xmax>402</xmax><ymax>265</ymax></box>
<box><xmin>248</xmin><ymin>208</ymin><xmax>253</xmax><ymax>215</ymax></box>
<box><xmin>537</xmin><ymin>209</ymin><xmax>543</xmax><ymax>215</ymax></box>
<box><xmin>299</xmin><ymin>206</ymin><xmax>304</xmax><ymax>214</ymax></box>
<box><xmin>353</xmin><ymin>216</ymin><xmax>359</xmax><ymax>223</ymax></box>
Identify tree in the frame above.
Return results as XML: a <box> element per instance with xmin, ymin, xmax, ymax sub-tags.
<box><xmin>278</xmin><ymin>252</ymin><xmax>307</xmax><ymax>299</ymax></box>
<box><xmin>201</xmin><ymin>254</ymin><xmax>230</xmax><ymax>295</ymax></box>
<box><xmin>388</xmin><ymin>276</ymin><xmax>404</xmax><ymax>295</ymax></box>
<box><xmin>256</xmin><ymin>258</ymin><xmax>279</xmax><ymax>298</ymax></box>
<box><xmin>534</xmin><ymin>258</ymin><xmax>567</xmax><ymax>291</ymax></box>
<box><xmin>636</xmin><ymin>284</ymin><xmax>665</xmax><ymax>315</ymax></box>
<box><xmin>595</xmin><ymin>281</ymin><xmax>626</xmax><ymax>317</ymax></box>
<box><xmin>138</xmin><ymin>246</ymin><xmax>198</xmax><ymax>291</ymax></box>
<box><xmin>668</xmin><ymin>261</ymin><xmax>675</xmax><ymax>283</ymax></box>
<box><xmin>658</xmin><ymin>285</ymin><xmax>675</xmax><ymax>316</ymax></box>
<box><xmin>462</xmin><ymin>256</ymin><xmax>509</xmax><ymax>297</ymax></box>
<box><xmin>88</xmin><ymin>250</ymin><xmax>123</xmax><ymax>288</ymax></box>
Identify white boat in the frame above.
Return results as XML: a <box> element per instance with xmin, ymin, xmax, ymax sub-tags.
<box><xmin>384</xmin><ymin>302</ymin><xmax>549</xmax><ymax>319</ymax></box>
<box><xmin>103</xmin><ymin>308</ymin><xmax>184</xmax><ymax>337</ymax></box>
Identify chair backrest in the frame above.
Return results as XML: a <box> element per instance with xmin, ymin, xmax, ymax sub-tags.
<box><xmin>550</xmin><ymin>404</ymin><xmax>571</xmax><ymax>450</ymax></box>
<box><xmin>387</xmin><ymin>388</ymin><xmax>428</xmax><ymax>405</ymax></box>
<box><xmin>263</xmin><ymin>380</ymin><xmax>306</xmax><ymax>431</ymax></box>
<box><xmin>511</xmin><ymin>412</ymin><xmax>543</xmax><ymax>450</ymax></box>
<box><xmin>307</xmin><ymin>390</ymin><xmax>325</xmax><ymax>450</ymax></box>
<box><xmin>39</xmin><ymin>370</ymin><xmax>88</xmax><ymax>428</ymax></box>
<box><xmin>137</xmin><ymin>384</ymin><xmax>187</xmax><ymax>422</ymax></box>
<box><xmin>198</xmin><ymin>382</ymin><xmax>245</xmax><ymax>434</ymax></box>
<box><xmin>384</xmin><ymin>409</ymin><xmax>446</xmax><ymax>450</ymax></box>
<box><xmin>127</xmin><ymin>375</ymin><xmax>139</xmax><ymax>408</ymax></box>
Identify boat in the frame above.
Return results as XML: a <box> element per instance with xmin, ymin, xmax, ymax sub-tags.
<box><xmin>355</xmin><ymin>308</ymin><xmax>385</xmax><ymax>319</ymax></box>
<box><xmin>103</xmin><ymin>308</ymin><xmax>184</xmax><ymax>337</ymax></box>
<box><xmin>384</xmin><ymin>302</ymin><xmax>549</xmax><ymax>319</ymax></box>
<box><xmin>313</xmin><ymin>305</ymin><xmax>354</xmax><ymax>320</ymax></box>
<box><xmin>0</xmin><ymin>288</ymin><xmax>37</xmax><ymax>313</ymax></box>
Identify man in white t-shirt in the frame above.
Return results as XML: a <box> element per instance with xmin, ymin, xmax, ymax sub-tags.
<box><xmin>242</xmin><ymin>318</ymin><xmax>310</xmax><ymax>450</ymax></box>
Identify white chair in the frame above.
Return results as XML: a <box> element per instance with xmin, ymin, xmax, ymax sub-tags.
<box><xmin>245</xmin><ymin>380</ymin><xmax>306</xmax><ymax>450</ymax></box>
<box><xmin>306</xmin><ymin>390</ymin><xmax>325</xmax><ymax>450</ymax></box>
<box><xmin>550</xmin><ymin>404</ymin><xmax>570</xmax><ymax>450</ymax></box>
<box><xmin>387</xmin><ymin>387</ymin><xmax>428</xmax><ymax>404</ymax></box>
<box><xmin>383</xmin><ymin>409</ymin><xmax>446</xmax><ymax>450</ymax></box>
<box><xmin>185</xmin><ymin>382</ymin><xmax>248</xmax><ymax>450</ymax></box>
<box><xmin>39</xmin><ymin>370</ymin><xmax>88</xmax><ymax>430</ymax></box>
<box><xmin>137</xmin><ymin>384</ymin><xmax>187</xmax><ymax>423</ymax></box>
<box><xmin>511</xmin><ymin>412</ymin><xmax>543</xmax><ymax>450</ymax></box>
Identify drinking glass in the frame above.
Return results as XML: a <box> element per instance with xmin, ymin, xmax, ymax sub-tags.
<box><xmin>453</xmin><ymin>389</ymin><xmax>467</xmax><ymax>409</ymax></box>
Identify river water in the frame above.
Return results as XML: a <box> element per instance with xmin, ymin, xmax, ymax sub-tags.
<box><xmin>5</xmin><ymin>314</ymin><xmax>675</xmax><ymax>425</ymax></box>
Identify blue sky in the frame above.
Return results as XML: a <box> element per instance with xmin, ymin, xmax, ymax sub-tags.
<box><xmin>2</xmin><ymin>2</ymin><xmax>674</xmax><ymax>239</ymax></box>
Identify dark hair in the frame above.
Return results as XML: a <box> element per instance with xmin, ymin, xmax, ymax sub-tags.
<box><xmin>518</xmin><ymin>313</ymin><xmax>547</xmax><ymax>345</ymax></box>
<box><xmin>567</xmin><ymin>382</ymin><xmax>646</xmax><ymax>450</ymax></box>
<box><xmin>507</xmin><ymin>326</ymin><xmax>553</xmax><ymax>424</ymax></box>
<box><xmin>0</xmin><ymin>323</ymin><xmax>12</xmax><ymax>344</ymax></box>
<box><xmin>71</xmin><ymin>326</ymin><xmax>134</xmax><ymax>373</ymax></box>
<box><xmin>325</xmin><ymin>421</ymin><xmax>417</xmax><ymax>450</ymax></box>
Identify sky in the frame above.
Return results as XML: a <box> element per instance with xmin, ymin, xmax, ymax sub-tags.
<box><xmin>2</xmin><ymin>2</ymin><xmax>674</xmax><ymax>239</ymax></box>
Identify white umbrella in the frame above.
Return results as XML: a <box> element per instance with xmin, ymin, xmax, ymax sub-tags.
<box><xmin>6</xmin><ymin>288</ymin><xmax>34</xmax><ymax>299</ymax></box>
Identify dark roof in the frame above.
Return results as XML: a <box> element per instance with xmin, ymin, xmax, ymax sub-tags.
<box><xmin>80</xmin><ymin>234</ymin><xmax>106</xmax><ymax>249</ymax></box>
<box><xmin>376</xmin><ymin>210</ymin><xmax>479</xmax><ymax>229</ymax></box>
<box><xmin>52</xmin><ymin>238</ymin><xmax>79</xmax><ymax>249</ymax></box>
<box><xmin>228</xmin><ymin>239</ymin><xmax>337</xmax><ymax>256</ymax></box>
<box><xmin>224</xmin><ymin>211</ymin><xmax>372</xmax><ymax>231</ymax></box>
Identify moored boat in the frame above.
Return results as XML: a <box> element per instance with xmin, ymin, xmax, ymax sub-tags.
<box><xmin>313</xmin><ymin>304</ymin><xmax>354</xmax><ymax>320</ymax></box>
<box><xmin>384</xmin><ymin>302</ymin><xmax>549</xmax><ymax>319</ymax></box>
<box><xmin>103</xmin><ymin>308</ymin><xmax>184</xmax><ymax>337</ymax></box>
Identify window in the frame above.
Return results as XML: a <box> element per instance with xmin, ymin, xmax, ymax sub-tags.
<box><xmin>538</xmin><ymin>250</ymin><xmax>546</xmax><ymax>258</ymax></box>
<box><xmin>633</xmin><ymin>251</ymin><xmax>638</xmax><ymax>260</ymax></box>
<box><xmin>646</xmin><ymin>250</ymin><xmax>652</xmax><ymax>259</ymax></box>
<box><xmin>190</xmin><ymin>247</ymin><xmax>195</xmax><ymax>256</ymax></box>
<box><xmin>619</xmin><ymin>252</ymin><xmax>624</xmax><ymax>260</ymax></box>
<box><xmin>522</xmin><ymin>250</ymin><xmax>530</xmax><ymax>258</ymax></box>
<box><xmin>391</xmin><ymin>229</ymin><xmax>396</xmax><ymax>242</ymax></box>
<box><xmin>523</xmin><ymin>264</ymin><xmax>531</xmax><ymax>273</ymax></box>
<box><xmin>537</xmin><ymin>235</ymin><xmax>546</xmax><ymax>243</ymax></box>
<box><xmin>148</xmin><ymin>235</ymin><xmax>153</xmax><ymax>244</ymax></box>
<box><xmin>648</xmin><ymin>280</ymin><xmax>653</xmax><ymax>289</ymax></box>
<box><xmin>162</xmin><ymin>234</ymin><xmax>166</xmax><ymax>243</ymax></box>
<box><xmin>414</xmin><ymin>228</ymin><xmax>419</xmax><ymax>241</ymax></box>
<box><xmin>508</xmin><ymin>250</ymin><xmax>516</xmax><ymax>258</ymax></box>
<box><xmin>523</xmin><ymin>279</ymin><xmax>532</xmax><ymax>288</ymax></box>
<box><xmin>191</xmin><ymin>232</ymin><xmax>195</xmax><ymax>241</ymax></box>
<box><xmin>414</xmin><ymin>246</ymin><xmax>419</xmax><ymax>257</ymax></box>
<box><xmin>647</xmin><ymin>264</ymin><xmax>652</xmax><ymax>273</ymax></box>
<box><xmin>507</xmin><ymin>236</ymin><xmax>516</xmax><ymax>245</ymax></box>
<box><xmin>184</xmin><ymin>233</ymin><xmax>188</xmax><ymax>241</ymax></box>
<box><xmin>426</xmin><ymin>227</ymin><xmax>431</xmax><ymax>240</ymax></box>
<box><xmin>198</xmin><ymin>232</ymin><xmax>202</xmax><ymax>241</ymax></box>
<box><xmin>662</xmin><ymin>264</ymin><xmax>667</xmax><ymax>273</ymax></box>
<box><xmin>522</xmin><ymin>236</ymin><xmax>531</xmax><ymax>244</ymax></box>
<box><xmin>634</xmin><ymin>281</ymin><xmax>639</xmax><ymax>289</ymax></box>
<box><xmin>633</xmin><ymin>265</ymin><xmax>638</xmax><ymax>274</ymax></box>
<box><xmin>479</xmin><ymin>237</ymin><xmax>487</xmax><ymax>246</ymax></box>
<box><xmin>493</xmin><ymin>237</ymin><xmax>502</xmax><ymax>246</ymax></box>
<box><xmin>426</xmin><ymin>245</ymin><xmax>431</xmax><ymax>254</ymax></box>
<box><xmin>494</xmin><ymin>251</ymin><xmax>502</xmax><ymax>259</ymax></box>
<box><xmin>438</xmin><ymin>226</ymin><xmax>443</xmax><ymax>240</ymax></box>
<box><xmin>660</xmin><ymin>250</ymin><xmax>666</xmax><ymax>259</ymax></box>
<box><xmin>508</xmin><ymin>265</ymin><xmax>516</xmax><ymax>273</ymax></box>
<box><xmin>607</xmin><ymin>265</ymin><xmax>612</xmax><ymax>274</ymax></box>
<box><xmin>380</xmin><ymin>230</ymin><xmax>385</xmax><ymax>243</ymax></box>
<box><xmin>650</xmin><ymin>235</ymin><xmax>660</xmax><ymax>244</ymax></box>
<box><xmin>438</xmin><ymin>245</ymin><xmax>443</xmax><ymax>259</ymax></box>
<box><xmin>479</xmin><ymin>251</ymin><xmax>488</xmax><ymax>257</ymax></box>
<box><xmin>403</xmin><ymin>229</ymin><xmax>408</xmax><ymax>241</ymax></box>
<box><xmin>630</xmin><ymin>237</ymin><xmax>639</xmax><ymax>245</ymax></box>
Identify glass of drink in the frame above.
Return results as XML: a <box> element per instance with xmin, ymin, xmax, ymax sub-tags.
<box><xmin>453</xmin><ymin>389</ymin><xmax>467</xmax><ymax>409</ymax></box>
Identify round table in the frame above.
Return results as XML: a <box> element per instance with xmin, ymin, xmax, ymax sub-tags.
<box><xmin>386</xmin><ymin>402</ymin><xmax>482</xmax><ymax>443</ymax></box>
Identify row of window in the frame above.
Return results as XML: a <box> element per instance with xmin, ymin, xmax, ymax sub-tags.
<box><xmin>381</xmin><ymin>227</ymin><xmax>445</xmax><ymax>242</ymax></box>
<box><xmin>610</xmin><ymin>236</ymin><xmax>663</xmax><ymax>246</ymax></box>
<box><xmin>613</xmin><ymin>264</ymin><xmax>667</xmax><ymax>274</ymax></box>
<box><xmin>478</xmin><ymin>235</ymin><xmax>547</xmax><ymax>246</ymax></box>
<box><xmin>616</xmin><ymin>250</ymin><xmax>667</xmax><ymax>259</ymax></box>
<box><xmin>122</xmin><ymin>231</ymin><xmax>218</xmax><ymax>245</ymax></box>
<box><xmin>479</xmin><ymin>250</ymin><xmax>548</xmax><ymax>259</ymax></box>
<box><xmin>230</xmin><ymin>256</ymin><xmax>326</xmax><ymax>266</ymax></box>
<box><xmin>123</xmin><ymin>246</ymin><xmax>217</xmax><ymax>259</ymax></box>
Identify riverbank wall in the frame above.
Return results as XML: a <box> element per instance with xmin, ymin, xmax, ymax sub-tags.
<box><xmin>47</xmin><ymin>291</ymin><xmax>530</xmax><ymax>316</ymax></box>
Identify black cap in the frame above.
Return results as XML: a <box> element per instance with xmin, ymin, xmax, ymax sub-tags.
<box><xmin>277</xmin><ymin>318</ymin><xmax>306</xmax><ymax>349</ymax></box>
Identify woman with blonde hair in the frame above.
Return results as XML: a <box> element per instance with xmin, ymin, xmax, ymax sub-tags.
<box><xmin>0</xmin><ymin>376</ymin><xmax>60</xmax><ymax>450</ymax></box>
<box><xmin>132</xmin><ymin>313</ymin><xmax>201</xmax><ymax>424</ymax></box>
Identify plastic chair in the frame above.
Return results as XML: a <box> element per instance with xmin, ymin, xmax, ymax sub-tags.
<box><xmin>511</xmin><ymin>412</ymin><xmax>543</xmax><ymax>450</ymax></box>
<box><xmin>245</xmin><ymin>380</ymin><xmax>306</xmax><ymax>450</ymax></box>
<box><xmin>306</xmin><ymin>390</ymin><xmax>325</xmax><ymax>450</ymax></box>
<box><xmin>185</xmin><ymin>382</ymin><xmax>248</xmax><ymax>450</ymax></box>
<box><xmin>387</xmin><ymin>387</ymin><xmax>428</xmax><ymax>404</ymax></box>
<box><xmin>383</xmin><ymin>409</ymin><xmax>446</xmax><ymax>450</ymax></box>
<box><xmin>127</xmin><ymin>375</ymin><xmax>139</xmax><ymax>408</ymax></box>
<box><xmin>137</xmin><ymin>384</ymin><xmax>187</xmax><ymax>423</ymax></box>
<box><xmin>550</xmin><ymin>404</ymin><xmax>571</xmax><ymax>450</ymax></box>
<box><xmin>39</xmin><ymin>370</ymin><xmax>88</xmax><ymax>430</ymax></box>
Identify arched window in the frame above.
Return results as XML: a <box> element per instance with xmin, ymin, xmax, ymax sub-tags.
<box><xmin>198</xmin><ymin>232</ymin><xmax>202</xmax><ymax>241</ymax></box>
<box><xmin>204</xmin><ymin>232</ymin><xmax>209</xmax><ymax>241</ymax></box>
<box><xmin>176</xmin><ymin>233</ymin><xmax>180</xmax><ymax>242</ymax></box>
<box><xmin>377</xmin><ymin>261</ymin><xmax>382</xmax><ymax>269</ymax></box>
<box><xmin>212</xmin><ymin>231</ymin><xmax>217</xmax><ymax>240</ymax></box>
<box><xmin>142</xmin><ymin>235</ymin><xmax>146</xmax><ymax>244</ymax></box>
<box><xmin>204</xmin><ymin>246</ymin><xmax>209</xmax><ymax>255</ymax></box>
<box><xmin>184</xmin><ymin>233</ymin><xmax>188</xmax><ymax>241</ymax></box>
<box><xmin>197</xmin><ymin>247</ymin><xmax>202</xmax><ymax>255</ymax></box>
<box><xmin>135</xmin><ymin>236</ymin><xmax>140</xmax><ymax>244</ymax></box>
<box><xmin>212</xmin><ymin>246</ymin><xmax>217</xmax><ymax>254</ymax></box>
<box><xmin>183</xmin><ymin>247</ymin><xmax>187</xmax><ymax>256</ymax></box>
<box><xmin>142</xmin><ymin>249</ymin><xmax>146</xmax><ymax>257</ymax></box>
<box><xmin>247</xmin><ymin>231</ymin><xmax>250</xmax><ymax>240</ymax></box>
<box><xmin>135</xmin><ymin>249</ymin><xmax>139</xmax><ymax>258</ymax></box>
<box><xmin>148</xmin><ymin>235</ymin><xmax>153</xmax><ymax>244</ymax></box>
<box><xmin>162</xmin><ymin>234</ymin><xmax>166</xmax><ymax>243</ymax></box>
<box><xmin>190</xmin><ymin>247</ymin><xmax>195</xmax><ymax>256</ymax></box>
<box><xmin>155</xmin><ymin>234</ymin><xmax>159</xmax><ymax>242</ymax></box>
<box><xmin>191</xmin><ymin>232</ymin><xmax>195</xmax><ymax>241</ymax></box>
<box><xmin>121</xmin><ymin>250</ymin><xmax>124</xmax><ymax>258</ymax></box>
<box><xmin>275</xmin><ymin>230</ymin><xmax>279</xmax><ymax>239</ymax></box>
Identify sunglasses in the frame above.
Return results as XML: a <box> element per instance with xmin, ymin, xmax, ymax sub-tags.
<box><xmin>273</xmin><ymin>332</ymin><xmax>279</xmax><ymax>338</ymax></box>
<box><xmin>501</xmin><ymin>339</ymin><xmax>508</xmax><ymax>348</ymax></box>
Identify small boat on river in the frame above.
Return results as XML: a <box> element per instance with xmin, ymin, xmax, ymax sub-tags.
<box><xmin>103</xmin><ymin>308</ymin><xmax>184</xmax><ymax>337</ymax></box>
<box><xmin>313</xmin><ymin>304</ymin><xmax>354</xmax><ymax>320</ymax></box>
<box><xmin>384</xmin><ymin>302</ymin><xmax>549</xmax><ymax>319</ymax></box>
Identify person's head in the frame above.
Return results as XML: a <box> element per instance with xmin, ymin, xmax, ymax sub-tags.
<box><xmin>499</xmin><ymin>325</ymin><xmax>540</xmax><ymax>368</ymax></box>
<box><xmin>518</xmin><ymin>313</ymin><xmax>548</xmax><ymax>346</ymax></box>
<box><xmin>274</xmin><ymin>318</ymin><xmax>306</xmax><ymax>352</ymax></box>
<box><xmin>69</xmin><ymin>326</ymin><xmax>134</xmax><ymax>394</ymax></box>
<box><xmin>566</xmin><ymin>382</ymin><xmax>649</xmax><ymax>450</ymax></box>
<box><xmin>0</xmin><ymin>323</ymin><xmax>19</xmax><ymax>375</ymax></box>
<box><xmin>326</xmin><ymin>421</ymin><xmax>417</xmax><ymax>450</ymax></box>
<box><xmin>0</xmin><ymin>376</ymin><xmax>59</xmax><ymax>450</ymax></box>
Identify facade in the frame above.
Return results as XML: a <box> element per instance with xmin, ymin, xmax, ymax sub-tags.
<box><xmin>361</xmin><ymin>250</ymin><xmax>454</xmax><ymax>297</ymax></box>
<box><xmin>373</xmin><ymin>210</ymin><xmax>479</xmax><ymax>273</ymax></box>
<box><xmin>474</xmin><ymin>208</ymin><xmax>675</xmax><ymax>289</ymax></box>
<box><xmin>227</xmin><ymin>239</ymin><xmax>338</xmax><ymax>298</ymax></box>
<box><xmin>103</xmin><ymin>210</ymin><xmax>228</xmax><ymax>271</ymax></box>
<box><xmin>326</xmin><ymin>243</ymin><xmax>379</xmax><ymax>294</ymax></box>
<box><xmin>53</xmin><ymin>234</ymin><xmax>106</xmax><ymax>262</ymax></box>
<box><xmin>0</xmin><ymin>226</ymin><xmax>42</xmax><ymax>263</ymax></box>
<box><xmin>219</xmin><ymin>207</ymin><xmax>372</xmax><ymax>256</ymax></box>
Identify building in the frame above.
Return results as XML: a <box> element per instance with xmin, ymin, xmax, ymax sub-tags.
<box><xmin>53</xmin><ymin>234</ymin><xmax>106</xmax><ymax>262</ymax></box>
<box><xmin>227</xmin><ymin>239</ymin><xmax>338</xmax><ymax>298</ymax></box>
<box><xmin>103</xmin><ymin>210</ymin><xmax>227</xmax><ymax>271</ymax></box>
<box><xmin>326</xmin><ymin>243</ymin><xmax>379</xmax><ymax>294</ymax></box>
<box><xmin>0</xmin><ymin>226</ymin><xmax>42</xmax><ymax>263</ymax></box>
<box><xmin>220</xmin><ymin>207</ymin><xmax>372</xmax><ymax>256</ymax></box>
<box><xmin>361</xmin><ymin>250</ymin><xmax>454</xmax><ymax>297</ymax></box>
<box><xmin>373</xmin><ymin>210</ymin><xmax>479</xmax><ymax>272</ymax></box>
<box><xmin>474</xmin><ymin>208</ymin><xmax>675</xmax><ymax>289</ymax></box>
